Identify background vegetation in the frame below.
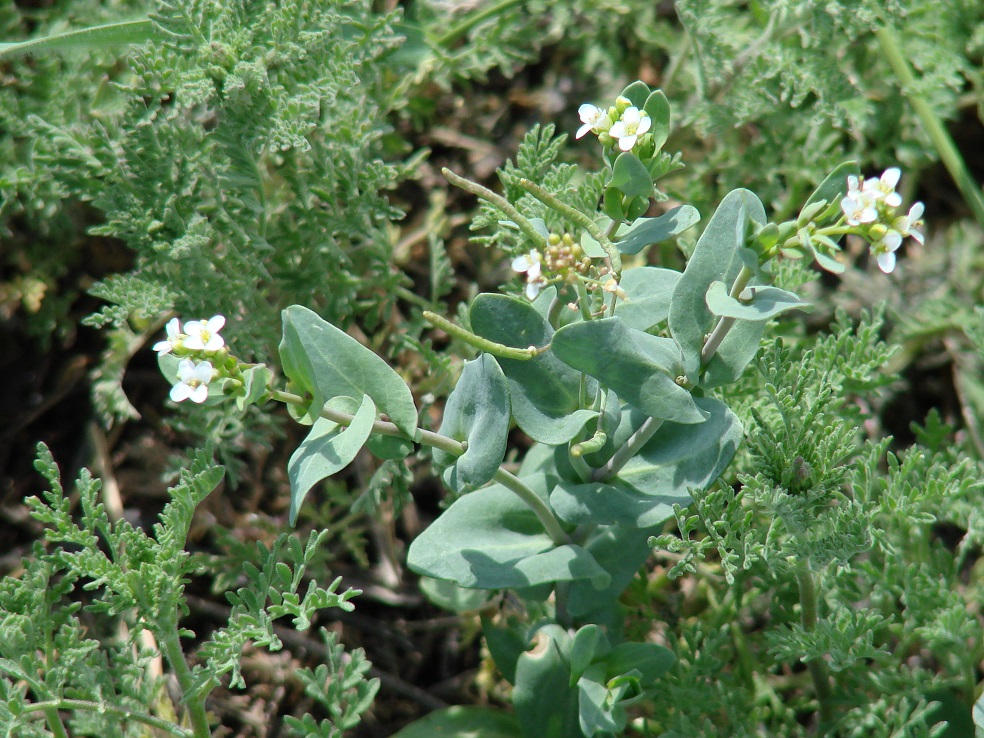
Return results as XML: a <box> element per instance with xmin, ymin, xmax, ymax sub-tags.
<box><xmin>2</xmin><ymin>0</ymin><xmax>984</xmax><ymax>735</ymax></box>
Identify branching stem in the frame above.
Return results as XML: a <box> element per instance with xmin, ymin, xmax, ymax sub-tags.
<box><xmin>269</xmin><ymin>390</ymin><xmax>569</xmax><ymax>543</ymax></box>
<box><xmin>592</xmin><ymin>416</ymin><xmax>664</xmax><ymax>482</ymax></box>
<box><xmin>701</xmin><ymin>264</ymin><xmax>754</xmax><ymax>366</ymax></box>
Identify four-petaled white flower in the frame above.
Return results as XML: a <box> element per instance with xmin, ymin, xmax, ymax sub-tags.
<box><xmin>512</xmin><ymin>250</ymin><xmax>546</xmax><ymax>300</ymax></box>
<box><xmin>863</xmin><ymin>167</ymin><xmax>903</xmax><ymax>209</ymax></box>
<box><xmin>891</xmin><ymin>201</ymin><xmax>925</xmax><ymax>245</ymax></box>
<box><xmin>870</xmin><ymin>229</ymin><xmax>903</xmax><ymax>273</ymax></box>
<box><xmin>608</xmin><ymin>107</ymin><xmax>651</xmax><ymax>152</ymax></box>
<box><xmin>153</xmin><ymin>318</ymin><xmax>185</xmax><ymax>355</ymax></box>
<box><xmin>170</xmin><ymin>359</ymin><xmax>213</xmax><ymax>403</ymax></box>
<box><xmin>576</xmin><ymin>104</ymin><xmax>606</xmax><ymax>139</ymax></box>
<box><xmin>183</xmin><ymin>315</ymin><xmax>226</xmax><ymax>352</ymax></box>
<box><xmin>840</xmin><ymin>188</ymin><xmax>879</xmax><ymax>226</ymax></box>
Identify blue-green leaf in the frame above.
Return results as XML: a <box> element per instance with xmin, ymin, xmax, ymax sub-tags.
<box><xmin>609</xmin><ymin>152</ymin><xmax>654</xmax><ymax>199</ymax></box>
<box><xmin>668</xmin><ymin>189</ymin><xmax>766</xmax><ymax>381</ymax></box>
<box><xmin>603</xmin><ymin>642</ymin><xmax>675</xmax><ymax>686</ymax></box>
<box><xmin>550</xmin><ymin>398</ymin><xmax>742</xmax><ymax>527</ymax></box>
<box><xmin>613</xmin><ymin>206</ymin><xmax>700</xmax><ymax>255</ymax></box>
<box><xmin>433</xmin><ymin>354</ymin><xmax>510</xmax><ymax>494</ymax></box>
<box><xmin>552</xmin><ymin>318</ymin><xmax>706</xmax><ymax>424</ymax></box>
<box><xmin>613</xmin><ymin>267</ymin><xmax>681</xmax><ymax>331</ymax></box>
<box><xmin>514</xmin><ymin>626</ymin><xmax>582</xmax><ymax>738</ymax></box>
<box><xmin>470</xmin><ymin>294</ymin><xmax>596</xmax><ymax>445</ymax></box>
<box><xmin>578</xmin><ymin>663</ymin><xmax>624</xmax><ymax>737</ymax></box>
<box><xmin>406</xmin><ymin>479</ymin><xmax>610</xmax><ymax>591</ymax></box>
<box><xmin>705</xmin><ymin>281</ymin><xmax>811</xmax><ymax>321</ymax></box>
<box><xmin>701</xmin><ymin>320</ymin><xmax>767</xmax><ymax>389</ymax></box>
<box><xmin>803</xmin><ymin>161</ymin><xmax>860</xmax><ymax>222</ymax></box>
<box><xmin>643</xmin><ymin>89</ymin><xmax>670</xmax><ymax>151</ymax></box>
<box><xmin>236</xmin><ymin>364</ymin><xmax>273</xmax><ymax>411</ymax></box>
<box><xmin>620</xmin><ymin>81</ymin><xmax>651</xmax><ymax>109</ymax></box>
<box><xmin>279</xmin><ymin>305</ymin><xmax>417</xmax><ymax>435</ymax></box>
<box><xmin>287</xmin><ymin>395</ymin><xmax>376</xmax><ymax>525</ymax></box>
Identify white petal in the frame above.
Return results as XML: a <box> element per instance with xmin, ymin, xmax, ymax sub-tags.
<box><xmin>578</xmin><ymin>104</ymin><xmax>600</xmax><ymax>123</ymax></box>
<box><xmin>618</xmin><ymin>135</ymin><xmax>637</xmax><ymax>151</ymax></box>
<box><xmin>153</xmin><ymin>340</ymin><xmax>173</xmax><ymax>355</ymax></box>
<box><xmin>908</xmin><ymin>202</ymin><xmax>924</xmax><ymax>221</ymax></box>
<box><xmin>189</xmin><ymin>384</ymin><xmax>209</xmax><ymax>403</ymax></box>
<box><xmin>183</xmin><ymin>335</ymin><xmax>206</xmax><ymax>351</ymax></box>
<box><xmin>576</xmin><ymin>122</ymin><xmax>593</xmax><ymax>139</ymax></box>
<box><xmin>636</xmin><ymin>116</ymin><xmax>652</xmax><ymax>136</ymax></box>
<box><xmin>881</xmin><ymin>167</ymin><xmax>901</xmax><ymax>189</ymax></box>
<box><xmin>608</xmin><ymin>121</ymin><xmax>627</xmax><ymax>139</ymax></box>
<box><xmin>165</xmin><ymin>318</ymin><xmax>182</xmax><ymax>340</ymax></box>
<box><xmin>176</xmin><ymin>358</ymin><xmax>198</xmax><ymax>381</ymax></box>
<box><xmin>512</xmin><ymin>253</ymin><xmax>534</xmax><ymax>273</ymax></box>
<box><xmin>525</xmin><ymin>281</ymin><xmax>542</xmax><ymax>300</ymax></box>
<box><xmin>876</xmin><ymin>251</ymin><xmax>896</xmax><ymax>273</ymax></box>
<box><xmin>170</xmin><ymin>383</ymin><xmax>193</xmax><ymax>402</ymax></box>
<box><xmin>191</xmin><ymin>361</ymin><xmax>214</xmax><ymax>384</ymax></box>
<box><xmin>205</xmin><ymin>315</ymin><xmax>226</xmax><ymax>333</ymax></box>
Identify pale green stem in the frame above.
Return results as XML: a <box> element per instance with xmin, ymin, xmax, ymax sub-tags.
<box><xmin>795</xmin><ymin>558</ymin><xmax>834</xmax><ymax>728</ymax></box>
<box><xmin>517</xmin><ymin>178</ymin><xmax>622</xmax><ymax>276</ymax></box>
<box><xmin>423</xmin><ymin>310</ymin><xmax>544</xmax><ymax>360</ymax></box>
<box><xmin>27</xmin><ymin>701</ymin><xmax>192</xmax><ymax>737</ymax></box>
<box><xmin>591</xmin><ymin>416</ymin><xmax>664</xmax><ymax>482</ymax></box>
<box><xmin>574</xmin><ymin>280</ymin><xmax>594</xmax><ymax>322</ymax></box>
<box><xmin>436</xmin><ymin>0</ymin><xmax>525</xmax><ymax>46</ymax></box>
<box><xmin>42</xmin><ymin>707</ymin><xmax>69</xmax><ymax>738</ymax></box>
<box><xmin>270</xmin><ymin>390</ymin><xmax>569</xmax><ymax>542</ymax></box>
<box><xmin>270</xmin><ymin>389</ymin><xmax>464</xmax><ymax>457</ymax></box>
<box><xmin>701</xmin><ymin>265</ymin><xmax>754</xmax><ymax>366</ymax></box>
<box><xmin>442</xmin><ymin>168</ymin><xmax>545</xmax><ymax>246</ymax></box>
<box><xmin>157</xmin><ymin>611</ymin><xmax>211</xmax><ymax>738</ymax></box>
<box><xmin>492</xmin><ymin>468</ymin><xmax>569</xmax><ymax>545</ymax></box>
<box><xmin>875</xmin><ymin>25</ymin><xmax>984</xmax><ymax>229</ymax></box>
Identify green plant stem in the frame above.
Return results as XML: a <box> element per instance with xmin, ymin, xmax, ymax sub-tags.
<box><xmin>27</xmin><ymin>700</ymin><xmax>192</xmax><ymax>737</ymax></box>
<box><xmin>517</xmin><ymin>178</ymin><xmax>622</xmax><ymax>276</ymax></box>
<box><xmin>270</xmin><ymin>389</ymin><xmax>464</xmax><ymax>457</ymax></box>
<box><xmin>423</xmin><ymin>310</ymin><xmax>544</xmax><ymax>359</ymax></box>
<box><xmin>442</xmin><ymin>167</ymin><xmax>544</xmax><ymax>246</ymax></box>
<box><xmin>701</xmin><ymin>265</ymin><xmax>754</xmax><ymax>366</ymax></box>
<box><xmin>876</xmin><ymin>25</ymin><xmax>984</xmax><ymax>229</ymax></box>
<box><xmin>272</xmin><ymin>388</ymin><xmax>568</xmax><ymax>541</ymax></box>
<box><xmin>41</xmin><ymin>706</ymin><xmax>70</xmax><ymax>738</ymax></box>
<box><xmin>435</xmin><ymin>0</ymin><xmax>525</xmax><ymax>46</ymax></box>
<box><xmin>157</xmin><ymin>610</ymin><xmax>212</xmax><ymax>738</ymax></box>
<box><xmin>794</xmin><ymin>558</ymin><xmax>834</xmax><ymax>728</ymax></box>
<box><xmin>592</xmin><ymin>416</ymin><xmax>664</xmax><ymax>482</ymax></box>
<box><xmin>492</xmin><ymin>468</ymin><xmax>570</xmax><ymax>545</ymax></box>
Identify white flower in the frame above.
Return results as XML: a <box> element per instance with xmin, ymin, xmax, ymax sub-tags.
<box><xmin>608</xmin><ymin>107</ymin><xmax>651</xmax><ymax>152</ymax></box>
<box><xmin>183</xmin><ymin>315</ymin><xmax>226</xmax><ymax>352</ymax></box>
<box><xmin>170</xmin><ymin>359</ymin><xmax>213</xmax><ymax>403</ymax></box>
<box><xmin>512</xmin><ymin>250</ymin><xmax>546</xmax><ymax>299</ymax></box>
<box><xmin>862</xmin><ymin>167</ymin><xmax>903</xmax><ymax>209</ymax></box>
<box><xmin>153</xmin><ymin>318</ymin><xmax>185</xmax><ymax>355</ymax></box>
<box><xmin>840</xmin><ymin>189</ymin><xmax>879</xmax><ymax>226</ymax></box>
<box><xmin>870</xmin><ymin>229</ymin><xmax>903</xmax><ymax>273</ymax></box>
<box><xmin>576</xmin><ymin>104</ymin><xmax>606</xmax><ymax>139</ymax></box>
<box><xmin>891</xmin><ymin>201</ymin><xmax>925</xmax><ymax>245</ymax></box>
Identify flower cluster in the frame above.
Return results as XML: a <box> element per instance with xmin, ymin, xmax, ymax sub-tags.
<box><xmin>154</xmin><ymin>315</ymin><xmax>226</xmax><ymax>403</ymax></box>
<box><xmin>840</xmin><ymin>168</ymin><xmax>924</xmax><ymax>273</ymax></box>
<box><xmin>577</xmin><ymin>97</ymin><xmax>652</xmax><ymax>153</ymax></box>
<box><xmin>512</xmin><ymin>233</ymin><xmax>607</xmax><ymax>300</ymax></box>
